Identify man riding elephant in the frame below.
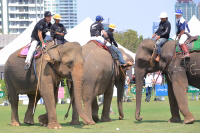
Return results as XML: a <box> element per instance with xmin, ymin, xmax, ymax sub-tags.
<box><xmin>152</xmin><ymin>12</ymin><xmax>171</xmax><ymax>62</ymax></box>
<box><xmin>90</xmin><ymin>15</ymin><xmax>108</xmax><ymax>44</ymax></box>
<box><xmin>24</xmin><ymin>11</ymin><xmax>52</xmax><ymax>70</ymax></box>
<box><xmin>50</xmin><ymin>14</ymin><xmax>67</xmax><ymax>45</ymax></box>
<box><xmin>66</xmin><ymin>42</ymin><xmax>134</xmax><ymax>125</ymax></box>
<box><xmin>5</xmin><ymin>42</ymin><xmax>93</xmax><ymax>129</ymax></box>
<box><xmin>103</xmin><ymin>24</ymin><xmax>132</xmax><ymax>67</ymax></box>
<box><xmin>175</xmin><ymin>9</ymin><xmax>191</xmax><ymax>58</ymax></box>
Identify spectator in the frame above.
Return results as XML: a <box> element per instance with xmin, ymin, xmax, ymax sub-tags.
<box><xmin>145</xmin><ymin>73</ymin><xmax>154</xmax><ymax>102</ymax></box>
<box><xmin>124</xmin><ymin>73</ymin><xmax>130</xmax><ymax>102</ymax></box>
<box><xmin>190</xmin><ymin>93</ymin><xmax>199</xmax><ymax>101</ymax></box>
<box><xmin>98</xmin><ymin>95</ymin><xmax>116</xmax><ymax>114</ymax></box>
<box><xmin>153</xmin><ymin>71</ymin><xmax>164</xmax><ymax>101</ymax></box>
<box><xmin>40</xmin><ymin>97</ymin><xmax>44</xmax><ymax>105</ymax></box>
<box><xmin>131</xmin><ymin>74</ymin><xmax>136</xmax><ymax>84</ymax></box>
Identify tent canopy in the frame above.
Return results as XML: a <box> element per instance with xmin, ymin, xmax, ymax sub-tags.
<box><xmin>0</xmin><ymin>17</ymin><xmax>135</xmax><ymax>65</ymax></box>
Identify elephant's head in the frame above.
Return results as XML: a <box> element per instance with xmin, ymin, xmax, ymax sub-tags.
<box><xmin>134</xmin><ymin>39</ymin><xmax>175</xmax><ymax>121</ymax></box>
<box><xmin>44</xmin><ymin>42</ymin><xmax>92</xmax><ymax>124</ymax></box>
<box><xmin>115</xmin><ymin>48</ymin><xmax>134</xmax><ymax>120</ymax></box>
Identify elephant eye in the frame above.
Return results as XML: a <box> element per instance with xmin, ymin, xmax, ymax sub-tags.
<box><xmin>66</xmin><ymin>60</ymin><xmax>73</xmax><ymax>65</ymax></box>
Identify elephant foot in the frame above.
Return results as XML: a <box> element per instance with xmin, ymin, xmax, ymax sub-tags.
<box><xmin>47</xmin><ymin>122</ymin><xmax>62</xmax><ymax>129</ymax></box>
<box><xmin>92</xmin><ymin>115</ymin><xmax>99</xmax><ymax>123</ymax></box>
<box><xmin>70</xmin><ymin>120</ymin><xmax>80</xmax><ymax>125</ymax></box>
<box><xmin>24</xmin><ymin>116</ymin><xmax>34</xmax><ymax>125</ymax></box>
<box><xmin>183</xmin><ymin>118</ymin><xmax>196</xmax><ymax>124</ymax></box>
<box><xmin>38</xmin><ymin>114</ymin><xmax>48</xmax><ymax>127</ymax></box>
<box><xmin>119</xmin><ymin>116</ymin><xmax>124</xmax><ymax>120</ymax></box>
<box><xmin>83</xmin><ymin>120</ymin><xmax>95</xmax><ymax>125</ymax></box>
<box><xmin>168</xmin><ymin>117</ymin><xmax>181</xmax><ymax>123</ymax></box>
<box><xmin>10</xmin><ymin>121</ymin><xmax>20</xmax><ymax>126</ymax></box>
<box><xmin>100</xmin><ymin>117</ymin><xmax>112</xmax><ymax>122</ymax></box>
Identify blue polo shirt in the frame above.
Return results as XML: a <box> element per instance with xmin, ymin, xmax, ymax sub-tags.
<box><xmin>176</xmin><ymin>17</ymin><xmax>190</xmax><ymax>34</ymax></box>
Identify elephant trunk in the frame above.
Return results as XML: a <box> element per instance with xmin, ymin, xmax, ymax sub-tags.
<box><xmin>117</xmin><ymin>80</ymin><xmax>125</xmax><ymax>120</ymax></box>
<box><xmin>135</xmin><ymin>66</ymin><xmax>145</xmax><ymax>121</ymax></box>
<box><xmin>72</xmin><ymin>62</ymin><xmax>92</xmax><ymax>124</ymax></box>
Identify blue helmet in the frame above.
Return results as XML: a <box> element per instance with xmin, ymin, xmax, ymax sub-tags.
<box><xmin>175</xmin><ymin>9</ymin><xmax>183</xmax><ymax>15</ymax></box>
<box><xmin>96</xmin><ymin>15</ymin><xmax>104</xmax><ymax>21</ymax></box>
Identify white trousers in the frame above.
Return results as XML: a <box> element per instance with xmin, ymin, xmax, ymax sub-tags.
<box><xmin>25</xmin><ymin>40</ymin><xmax>39</xmax><ymax>64</ymax></box>
<box><xmin>179</xmin><ymin>34</ymin><xmax>189</xmax><ymax>44</ymax></box>
<box><xmin>90</xmin><ymin>36</ymin><xmax>112</xmax><ymax>46</ymax></box>
<box><xmin>90</xmin><ymin>36</ymin><xmax>105</xmax><ymax>44</ymax></box>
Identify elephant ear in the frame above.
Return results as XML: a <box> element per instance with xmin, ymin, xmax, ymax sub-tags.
<box><xmin>44</xmin><ymin>47</ymin><xmax>61</xmax><ymax>64</ymax></box>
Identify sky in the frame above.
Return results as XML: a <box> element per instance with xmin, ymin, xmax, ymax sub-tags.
<box><xmin>77</xmin><ymin>0</ymin><xmax>200</xmax><ymax>39</ymax></box>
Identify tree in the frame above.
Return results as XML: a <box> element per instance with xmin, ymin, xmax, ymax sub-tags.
<box><xmin>114</xmin><ymin>29</ymin><xmax>143</xmax><ymax>53</ymax></box>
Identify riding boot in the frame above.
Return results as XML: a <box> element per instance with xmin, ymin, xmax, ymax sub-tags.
<box><xmin>154</xmin><ymin>54</ymin><xmax>160</xmax><ymax>62</ymax></box>
<box><xmin>180</xmin><ymin>44</ymin><xmax>190</xmax><ymax>59</ymax></box>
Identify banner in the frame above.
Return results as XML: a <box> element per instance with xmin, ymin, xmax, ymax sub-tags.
<box><xmin>58</xmin><ymin>87</ymin><xmax>65</xmax><ymax>99</ymax></box>
<box><xmin>155</xmin><ymin>84</ymin><xmax>168</xmax><ymax>96</ymax></box>
<box><xmin>130</xmin><ymin>86</ymin><xmax>145</xmax><ymax>94</ymax></box>
<box><xmin>0</xmin><ymin>91</ymin><xmax>4</xmax><ymax>98</ymax></box>
<box><xmin>188</xmin><ymin>86</ymin><xmax>200</xmax><ymax>93</ymax></box>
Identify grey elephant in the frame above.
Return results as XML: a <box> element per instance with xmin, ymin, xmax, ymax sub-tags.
<box><xmin>67</xmin><ymin>41</ymin><xmax>134</xmax><ymax>125</ymax></box>
<box><xmin>4</xmin><ymin>42</ymin><xmax>92</xmax><ymax>129</ymax></box>
<box><xmin>135</xmin><ymin>39</ymin><xmax>197</xmax><ymax>124</ymax></box>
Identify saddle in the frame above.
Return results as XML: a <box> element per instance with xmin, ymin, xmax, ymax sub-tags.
<box><xmin>89</xmin><ymin>40</ymin><xmax>118</xmax><ymax>60</ymax></box>
<box><xmin>184</xmin><ymin>32</ymin><xmax>199</xmax><ymax>45</ymax></box>
<box><xmin>18</xmin><ymin>41</ymin><xmax>51</xmax><ymax>58</ymax></box>
<box><xmin>176</xmin><ymin>36</ymin><xmax>200</xmax><ymax>53</ymax></box>
<box><xmin>89</xmin><ymin>40</ymin><xmax>109</xmax><ymax>51</ymax></box>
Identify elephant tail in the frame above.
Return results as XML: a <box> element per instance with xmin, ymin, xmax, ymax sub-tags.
<box><xmin>3</xmin><ymin>63</ymin><xmax>11</xmax><ymax>103</ymax></box>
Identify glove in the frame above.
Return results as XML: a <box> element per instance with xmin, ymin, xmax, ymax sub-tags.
<box><xmin>42</xmin><ymin>43</ymin><xmax>46</xmax><ymax>50</ymax></box>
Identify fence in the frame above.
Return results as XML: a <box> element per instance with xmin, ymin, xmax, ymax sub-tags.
<box><xmin>128</xmin><ymin>84</ymin><xmax>200</xmax><ymax>99</ymax></box>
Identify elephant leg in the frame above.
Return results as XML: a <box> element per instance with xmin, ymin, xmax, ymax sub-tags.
<box><xmin>39</xmin><ymin>85</ymin><xmax>59</xmax><ymax>127</ymax></box>
<box><xmin>9</xmin><ymin>88</ymin><xmax>20</xmax><ymax>126</ymax></box>
<box><xmin>82</xmin><ymin>85</ymin><xmax>95</xmax><ymax>124</ymax></box>
<box><xmin>40</xmin><ymin>79</ymin><xmax>62</xmax><ymax>129</ymax></box>
<box><xmin>166</xmin><ymin>75</ymin><xmax>181</xmax><ymax>123</ymax></box>
<box><xmin>70</xmin><ymin>84</ymin><xmax>80</xmax><ymax>125</ymax></box>
<box><xmin>24</xmin><ymin>94</ymin><xmax>41</xmax><ymax>125</ymax></box>
<box><xmin>92</xmin><ymin>97</ymin><xmax>99</xmax><ymax>123</ymax></box>
<box><xmin>100</xmin><ymin>86</ymin><xmax>113</xmax><ymax>122</ymax></box>
<box><xmin>171</xmin><ymin>72</ymin><xmax>195</xmax><ymax>124</ymax></box>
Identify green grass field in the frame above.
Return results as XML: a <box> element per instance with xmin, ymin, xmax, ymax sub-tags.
<box><xmin>0</xmin><ymin>96</ymin><xmax>200</xmax><ymax>133</ymax></box>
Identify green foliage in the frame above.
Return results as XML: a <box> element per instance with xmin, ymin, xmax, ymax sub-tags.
<box><xmin>114</xmin><ymin>29</ymin><xmax>143</xmax><ymax>53</ymax></box>
<box><xmin>0</xmin><ymin>79</ymin><xmax>7</xmax><ymax>100</ymax></box>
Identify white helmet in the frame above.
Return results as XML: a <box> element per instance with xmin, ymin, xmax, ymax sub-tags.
<box><xmin>159</xmin><ymin>12</ymin><xmax>168</xmax><ymax>18</ymax></box>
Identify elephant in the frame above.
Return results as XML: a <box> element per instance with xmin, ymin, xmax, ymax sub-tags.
<box><xmin>135</xmin><ymin>39</ymin><xmax>197</xmax><ymax>124</ymax></box>
<box><xmin>67</xmin><ymin>41</ymin><xmax>134</xmax><ymax>125</ymax></box>
<box><xmin>4</xmin><ymin>42</ymin><xmax>92</xmax><ymax>129</ymax></box>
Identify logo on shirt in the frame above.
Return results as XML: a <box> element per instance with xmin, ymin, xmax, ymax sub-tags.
<box><xmin>40</xmin><ymin>25</ymin><xmax>43</xmax><ymax>29</ymax></box>
<box><xmin>91</xmin><ymin>24</ymin><xmax>98</xmax><ymax>29</ymax></box>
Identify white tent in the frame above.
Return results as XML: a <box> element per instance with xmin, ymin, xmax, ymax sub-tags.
<box><xmin>173</xmin><ymin>15</ymin><xmax>200</xmax><ymax>39</ymax></box>
<box><xmin>0</xmin><ymin>17</ymin><xmax>135</xmax><ymax>65</ymax></box>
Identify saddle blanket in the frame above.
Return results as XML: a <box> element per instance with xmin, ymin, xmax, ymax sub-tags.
<box><xmin>176</xmin><ymin>36</ymin><xmax>200</xmax><ymax>53</ymax></box>
<box><xmin>89</xmin><ymin>40</ymin><xmax>109</xmax><ymax>51</ymax></box>
<box><xmin>18</xmin><ymin>41</ymin><xmax>50</xmax><ymax>58</ymax></box>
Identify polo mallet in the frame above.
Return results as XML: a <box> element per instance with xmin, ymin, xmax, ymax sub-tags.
<box><xmin>32</xmin><ymin>50</ymin><xmax>44</xmax><ymax>115</ymax></box>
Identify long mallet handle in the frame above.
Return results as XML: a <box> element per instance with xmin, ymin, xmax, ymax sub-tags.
<box><xmin>32</xmin><ymin>51</ymin><xmax>44</xmax><ymax>115</ymax></box>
